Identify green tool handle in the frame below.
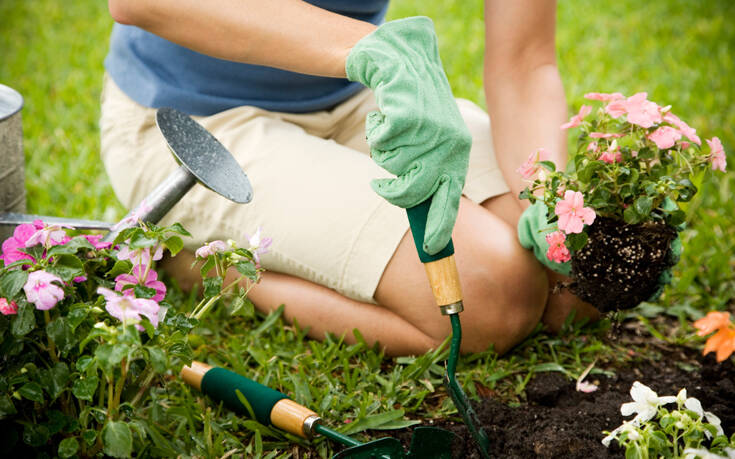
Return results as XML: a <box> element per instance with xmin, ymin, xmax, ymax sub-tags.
<box><xmin>406</xmin><ymin>198</ymin><xmax>463</xmax><ymax>309</ymax></box>
<box><xmin>181</xmin><ymin>361</ymin><xmax>319</xmax><ymax>438</ymax></box>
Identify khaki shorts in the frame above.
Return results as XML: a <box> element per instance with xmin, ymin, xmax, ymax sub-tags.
<box><xmin>100</xmin><ymin>74</ymin><xmax>509</xmax><ymax>303</ymax></box>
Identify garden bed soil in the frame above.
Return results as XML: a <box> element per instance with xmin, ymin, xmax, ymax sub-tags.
<box><xmin>354</xmin><ymin>319</ymin><xmax>735</xmax><ymax>459</ymax></box>
<box><xmin>570</xmin><ymin>217</ymin><xmax>678</xmax><ymax>313</ymax></box>
<box><xmin>416</xmin><ymin>343</ymin><xmax>734</xmax><ymax>458</ymax></box>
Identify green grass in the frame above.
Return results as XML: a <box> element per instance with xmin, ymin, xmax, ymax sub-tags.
<box><xmin>1</xmin><ymin>0</ymin><xmax>734</xmax><ymax>457</ymax></box>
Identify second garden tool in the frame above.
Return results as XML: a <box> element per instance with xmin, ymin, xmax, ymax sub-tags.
<box><xmin>181</xmin><ymin>361</ymin><xmax>462</xmax><ymax>459</ymax></box>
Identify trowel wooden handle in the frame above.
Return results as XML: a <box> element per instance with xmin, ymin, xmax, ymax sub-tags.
<box><xmin>406</xmin><ymin>198</ymin><xmax>464</xmax><ymax>310</ymax></box>
<box><xmin>181</xmin><ymin>361</ymin><xmax>320</xmax><ymax>438</ymax></box>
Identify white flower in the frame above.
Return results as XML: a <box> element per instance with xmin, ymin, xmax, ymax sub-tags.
<box><xmin>601</xmin><ymin>421</ymin><xmax>639</xmax><ymax>447</ymax></box>
<box><xmin>620</xmin><ymin>381</ymin><xmax>677</xmax><ymax>423</ymax></box>
<box><xmin>195</xmin><ymin>240</ymin><xmax>226</xmax><ymax>258</ymax></box>
<box><xmin>244</xmin><ymin>227</ymin><xmax>272</xmax><ymax>265</ymax></box>
<box><xmin>683</xmin><ymin>448</ymin><xmax>730</xmax><ymax>459</ymax></box>
<box><xmin>680</xmin><ymin>391</ymin><xmax>725</xmax><ymax>438</ymax></box>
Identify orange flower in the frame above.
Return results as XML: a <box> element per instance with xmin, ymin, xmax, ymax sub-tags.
<box><xmin>694</xmin><ymin>311</ymin><xmax>735</xmax><ymax>362</ymax></box>
<box><xmin>693</xmin><ymin>311</ymin><xmax>731</xmax><ymax>336</ymax></box>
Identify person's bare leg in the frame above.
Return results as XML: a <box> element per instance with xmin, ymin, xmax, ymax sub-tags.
<box><xmin>161</xmin><ymin>197</ymin><xmax>550</xmax><ymax>356</ymax></box>
<box><xmin>480</xmin><ymin>192</ymin><xmax>601</xmax><ymax>331</ymax></box>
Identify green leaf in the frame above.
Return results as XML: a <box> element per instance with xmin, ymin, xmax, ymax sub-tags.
<box><xmin>203</xmin><ymin>277</ymin><xmax>223</xmax><ymax>298</ymax></box>
<box><xmin>231</xmin><ymin>296</ymin><xmax>255</xmax><ymax>318</ymax></box>
<box><xmin>18</xmin><ymin>382</ymin><xmax>44</xmax><ymax>403</ymax></box>
<box><xmin>134</xmin><ymin>284</ymin><xmax>157</xmax><ymax>299</ymax></box>
<box><xmin>634</xmin><ymin>196</ymin><xmax>653</xmax><ymax>216</ymax></box>
<box><xmin>518</xmin><ymin>187</ymin><xmax>532</xmax><ymax>201</ymax></box>
<box><xmin>0</xmin><ymin>394</ymin><xmax>17</xmax><ymax>418</ymax></box>
<box><xmin>49</xmin><ymin>254</ymin><xmax>85</xmax><ymax>282</ymax></box>
<box><xmin>82</xmin><ymin>429</ymin><xmax>97</xmax><ymax>446</ymax></box>
<box><xmin>0</xmin><ymin>270</ymin><xmax>28</xmax><ymax>299</ymax></box>
<box><xmin>668</xmin><ymin>210</ymin><xmax>686</xmax><ymax>226</ymax></box>
<box><xmin>341</xmin><ymin>409</ymin><xmax>407</xmax><ymax>435</ymax></box>
<box><xmin>538</xmin><ymin>160</ymin><xmax>556</xmax><ymax>172</ymax></box>
<box><xmin>46</xmin><ymin>362</ymin><xmax>70</xmax><ymax>400</ymax></box>
<box><xmin>566</xmin><ymin>232</ymin><xmax>589</xmax><ymax>252</ymax></box>
<box><xmin>164</xmin><ymin>236</ymin><xmax>184</xmax><ymax>256</ymax></box>
<box><xmin>22</xmin><ymin>423</ymin><xmax>50</xmax><ymax>448</ymax></box>
<box><xmin>625</xmin><ymin>442</ymin><xmax>644</xmax><ymax>459</ymax></box>
<box><xmin>102</xmin><ymin>421</ymin><xmax>133</xmax><ymax>458</ymax></box>
<box><xmin>47</xmin><ymin>317</ymin><xmax>75</xmax><ymax>355</ymax></box>
<box><xmin>147</xmin><ymin>347</ymin><xmax>167</xmax><ymax>373</ymax></box>
<box><xmin>166</xmin><ymin>222</ymin><xmax>192</xmax><ymax>237</ymax></box>
<box><xmin>106</xmin><ymin>259</ymin><xmax>133</xmax><ymax>279</ymax></box>
<box><xmin>129</xmin><ymin>231</ymin><xmax>157</xmax><ymax>249</ymax></box>
<box><xmin>75</xmin><ymin>355</ymin><xmax>94</xmax><ymax>374</ymax></box>
<box><xmin>199</xmin><ymin>256</ymin><xmax>215</xmax><ymax>278</ymax></box>
<box><xmin>58</xmin><ymin>437</ymin><xmax>79</xmax><ymax>458</ymax></box>
<box><xmin>235</xmin><ymin>261</ymin><xmax>258</xmax><ymax>281</ymax></box>
<box><xmin>623</xmin><ymin>206</ymin><xmax>641</xmax><ymax>224</ymax></box>
<box><xmin>95</xmin><ymin>343</ymin><xmax>129</xmax><ymax>377</ymax></box>
<box><xmin>677</xmin><ymin>178</ymin><xmax>697</xmax><ymax>202</ymax></box>
<box><xmin>47</xmin><ymin>236</ymin><xmax>93</xmax><ymax>257</ymax></box>
<box><xmin>11</xmin><ymin>302</ymin><xmax>36</xmax><ymax>337</ymax></box>
<box><xmin>72</xmin><ymin>375</ymin><xmax>99</xmax><ymax>401</ymax></box>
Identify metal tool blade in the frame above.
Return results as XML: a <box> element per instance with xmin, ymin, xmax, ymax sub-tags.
<box><xmin>0</xmin><ymin>212</ymin><xmax>113</xmax><ymax>230</ymax></box>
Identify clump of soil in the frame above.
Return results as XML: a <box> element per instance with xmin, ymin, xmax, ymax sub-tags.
<box><xmin>570</xmin><ymin>217</ymin><xmax>678</xmax><ymax>312</ymax></box>
<box><xmin>427</xmin><ymin>347</ymin><xmax>735</xmax><ymax>459</ymax></box>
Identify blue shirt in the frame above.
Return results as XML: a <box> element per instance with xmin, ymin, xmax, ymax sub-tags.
<box><xmin>105</xmin><ymin>0</ymin><xmax>389</xmax><ymax>116</ymax></box>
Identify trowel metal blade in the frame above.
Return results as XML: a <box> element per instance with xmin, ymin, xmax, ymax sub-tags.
<box><xmin>332</xmin><ymin>437</ymin><xmax>407</xmax><ymax>459</ymax></box>
<box><xmin>406</xmin><ymin>426</ymin><xmax>463</xmax><ymax>459</ymax></box>
<box><xmin>155</xmin><ymin>107</ymin><xmax>253</xmax><ymax>204</ymax></box>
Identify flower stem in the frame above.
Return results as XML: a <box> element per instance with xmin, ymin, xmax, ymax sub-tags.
<box><xmin>43</xmin><ymin>310</ymin><xmax>59</xmax><ymax>363</ymax></box>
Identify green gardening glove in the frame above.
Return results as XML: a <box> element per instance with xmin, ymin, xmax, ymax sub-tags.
<box><xmin>346</xmin><ymin>17</ymin><xmax>471</xmax><ymax>255</ymax></box>
<box><xmin>517</xmin><ymin>202</ymin><xmax>572</xmax><ymax>276</ymax></box>
<box><xmin>647</xmin><ymin>231</ymin><xmax>683</xmax><ymax>302</ymax></box>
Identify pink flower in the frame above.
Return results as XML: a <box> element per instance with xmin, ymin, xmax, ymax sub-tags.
<box><xmin>560</xmin><ymin>105</ymin><xmax>592</xmax><ymax>130</ymax></box>
<box><xmin>605</xmin><ymin>100</ymin><xmax>627</xmax><ymax>118</ymax></box>
<box><xmin>116</xmin><ymin>244</ymin><xmax>163</xmax><ymax>268</ymax></box>
<box><xmin>97</xmin><ymin>287</ymin><xmax>160</xmax><ymax>329</ymax></box>
<box><xmin>516</xmin><ymin>148</ymin><xmax>552</xmax><ymax>179</ymax></box>
<box><xmin>584</xmin><ymin>92</ymin><xmax>625</xmax><ymax>102</ymax></box>
<box><xmin>648</xmin><ymin>126</ymin><xmax>682</xmax><ymax>150</ymax></box>
<box><xmin>0</xmin><ymin>298</ymin><xmax>18</xmax><ymax>315</ymax></box>
<box><xmin>624</xmin><ymin>92</ymin><xmax>662</xmax><ymax>128</ymax></box>
<box><xmin>111</xmin><ymin>199</ymin><xmax>153</xmax><ymax>232</ymax></box>
<box><xmin>555</xmin><ymin>191</ymin><xmax>596</xmax><ymax>234</ymax></box>
<box><xmin>245</xmin><ymin>227</ymin><xmax>272</xmax><ymax>266</ymax></box>
<box><xmin>115</xmin><ymin>265</ymin><xmax>166</xmax><ymax>302</ymax></box>
<box><xmin>83</xmin><ymin>234</ymin><xmax>113</xmax><ymax>250</ymax></box>
<box><xmin>663</xmin><ymin>113</ymin><xmax>701</xmax><ymax>145</ymax></box>
<box><xmin>25</xmin><ymin>223</ymin><xmax>73</xmax><ymax>249</ymax></box>
<box><xmin>545</xmin><ymin>231</ymin><xmax>571</xmax><ymax>263</ymax></box>
<box><xmin>195</xmin><ymin>240</ymin><xmax>227</xmax><ymax>259</ymax></box>
<box><xmin>23</xmin><ymin>270</ymin><xmax>65</xmax><ymax>310</ymax></box>
<box><xmin>0</xmin><ymin>220</ymin><xmax>44</xmax><ymax>265</ymax></box>
<box><xmin>589</xmin><ymin>132</ymin><xmax>624</xmax><ymax>139</ymax></box>
<box><xmin>587</xmin><ymin>142</ymin><xmax>599</xmax><ymax>152</ymax></box>
<box><xmin>599</xmin><ymin>140</ymin><xmax>623</xmax><ymax>164</ymax></box>
<box><xmin>707</xmin><ymin>137</ymin><xmax>727</xmax><ymax>172</ymax></box>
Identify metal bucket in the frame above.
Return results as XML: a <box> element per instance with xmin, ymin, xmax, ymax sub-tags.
<box><xmin>0</xmin><ymin>84</ymin><xmax>24</xmax><ymax>242</ymax></box>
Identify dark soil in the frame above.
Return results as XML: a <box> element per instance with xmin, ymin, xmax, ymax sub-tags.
<box><xmin>422</xmin><ymin>345</ymin><xmax>735</xmax><ymax>458</ymax></box>
<box><xmin>570</xmin><ymin>217</ymin><xmax>678</xmax><ymax>313</ymax></box>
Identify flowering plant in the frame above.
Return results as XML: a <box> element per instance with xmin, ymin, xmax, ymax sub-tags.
<box><xmin>520</xmin><ymin>91</ymin><xmax>726</xmax><ymax>261</ymax></box>
<box><xmin>0</xmin><ymin>218</ymin><xmax>263</xmax><ymax>457</ymax></box>
<box><xmin>602</xmin><ymin>381</ymin><xmax>734</xmax><ymax>458</ymax></box>
<box><xmin>693</xmin><ymin>311</ymin><xmax>735</xmax><ymax>363</ymax></box>
<box><xmin>518</xmin><ymin>92</ymin><xmax>727</xmax><ymax>310</ymax></box>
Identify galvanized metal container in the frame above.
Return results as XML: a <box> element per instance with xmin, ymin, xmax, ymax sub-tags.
<box><xmin>0</xmin><ymin>84</ymin><xmax>25</xmax><ymax>242</ymax></box>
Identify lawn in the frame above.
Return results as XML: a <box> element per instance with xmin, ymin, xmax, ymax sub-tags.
<box><xmin>1</xmin><ymin>0</ymin><xmax>733</xmax><ymax>457</ymax></box>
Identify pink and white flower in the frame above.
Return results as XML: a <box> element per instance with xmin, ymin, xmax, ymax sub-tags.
<box><xmin>195</xmin><ymin>240</ymin><xmax>227</xmax><ymax>259</ymax></box>
<box><xmin>97</xmin><ymin>286</ymin><xmax>160</xmax><ymax>329</ymax></box>
<box><xmin>589</xmin><ymin>132</ymin><xmax>624</xmax><ymax>139</ymax></box>
<box><xmin>599</xmin><ymin>140</ymin><xmax>623</xmax><ymax>164</ymax></box>
<box><xmin>648</xmin><ymin>126</ymin><xmax>682</xmax><ymax>150</ymax></box>
<box><xmin>111</xmin><ymin>199</ymin><xmax>153</xmax><ymax>232</ymax></box>
<box><xmin>545</xmin><ymin>231</ymin><xmax>571</xmax><ymax>263</ymax></box>
<box><xmin>663</xmin><ymin>112</ymin><xmax>701</xmax><ymax>145</ymax></box>
<box><xmin>23</xmin><ymin>270</ymin><xmax>65</xmax><ymax>310</ymax></box>
<box><xmin>560</xmin><ymin>105</ymin><xmax>592</xmax><ymax>130</ymax></box>
<box><xmin>516</xmin><ymin>148</ymin><xmax>552</xmax><ymax>179</ymax></box>
<box><xmin>114</xmin><ymin>265</ymin><xmax>166</xmax><ymax>302</ymax></box>
<box><xmin>245</xmin><ymin>227</ymin><xmax>272</xmax><ymax>266</ymax></box>
<box><xmin>83</xmin><ymin>234</ymin><xmax>113</xmax><ymax>250</ymax></box>
<box><xmin>25</xmin><ymin>223</ymin><xmax>73</xmax><ymax>249</ymax></box>
<box><xmin>0</xmin><ymin>298</ymin><xmax>18</xmax><ymax>315</ymax></box>
<box><xmin>116</xmin><ymin>244</ymin><xmax>163</xmax><ymax>268</ymax></box>
<box><xmin>584</xmin><ymin>92</ymin><xmax>625</xmax><ymax>102</ymax></box>
<box><xmin>707</xmin><ymin>137</ymin><xmax>727</xmax><ymax>172</ymax></box>
<box><xmin>623</xmin><ymin>92</ymin><xmax>662</xmax><ymax>128</ymax></box>
<box><xmin>555</xmin><ymin>191</ymin><xmax>596</xmax><ymax>234</ymax></box>
<box><xmin>0</xmin><ymin>220</ymin><xmax>44</xmax><ymax>265</ymax></box>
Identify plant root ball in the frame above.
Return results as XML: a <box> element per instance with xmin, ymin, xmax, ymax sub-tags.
<box><xmin>570</xmin><ymin>217</ymin><xmax>678</xmax><ymax>313</ymax></box>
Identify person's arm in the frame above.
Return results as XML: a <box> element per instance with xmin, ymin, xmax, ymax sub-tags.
<box><xmin>484</xmin><ymin>0</ymin><xmax>567</xmax><ymax>211</ymax></box>
<box><xmin>107</xmin><ymin>0</ymin><xmax>376</xmax><ymax>78</ymax></box>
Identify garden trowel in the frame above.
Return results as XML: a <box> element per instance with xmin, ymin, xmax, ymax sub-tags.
<box><xmin>0</xmin><ymin>107</ymin><xmax>253</xmax><ymax>239</ymax></box>
<box><xmin>181</xmin><ymin>361</ymin><xmax>462</xmax><ymax>458</ymax></box>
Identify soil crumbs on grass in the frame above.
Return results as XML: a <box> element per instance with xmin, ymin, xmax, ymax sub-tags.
<box><xmin>432</xmin><ymin>346</ymin><xmax>735</xmax><ymax>458</ymax></box>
